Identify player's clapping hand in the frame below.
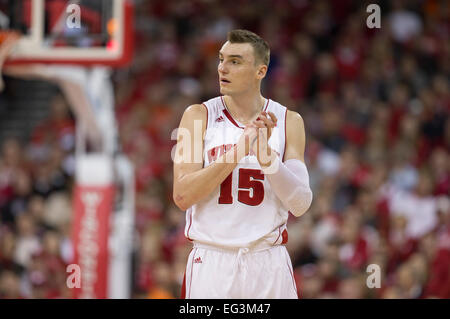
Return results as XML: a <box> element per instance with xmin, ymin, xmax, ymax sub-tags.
<box><xmin>236</xmin><ymin>124</ymin><xmax>258</xmax><ymax>159</ymax></box>
<box><xmin>254</xmin><ymin>111</ymin><xmax>277</xmax><ymax>140</ymax></box>
<box><xmin>251</xmin><ymin>111</ymin><xmax>277</xmax><ymax>166</ymax></box>
<box><xmin>235</xmin><ymin>111</ymin><xmax>277</xmax><ymax>162</ymax></box>
<box><xmin>252</xmin><ymin>111</ymin><xmax>277</xmax><ymax>149</ymax></box>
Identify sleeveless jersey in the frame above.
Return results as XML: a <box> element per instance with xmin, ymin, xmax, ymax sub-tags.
<box><xmin>184</xmin><ymin>96</ymin><xmax>290</xmax><ymax>248</ymax></box>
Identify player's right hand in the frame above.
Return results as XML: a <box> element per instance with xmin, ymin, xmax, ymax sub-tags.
<box><xmin>252</xmin><ymin>111</ymin><xmax>277</xmax><ymax>141</ymax></box>
<box><xmin>237</xmin><ymin>124</ymin><xmax>258</xmax><ymax>158</ymax></box>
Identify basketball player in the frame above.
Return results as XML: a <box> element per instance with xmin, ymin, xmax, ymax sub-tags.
<box><xmin>173</xmin><ymin>29</ymin><xmax>313</xmax><ymax>298</ymax></box>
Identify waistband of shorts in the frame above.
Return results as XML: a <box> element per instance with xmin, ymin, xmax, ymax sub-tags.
<box><xmin>193</xmin><ymin>241</ymin><xmax>283</xmax><ymax>253</ymax></box>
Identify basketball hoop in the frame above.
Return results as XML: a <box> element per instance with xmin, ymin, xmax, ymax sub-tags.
<box><xmin>2</xmin><ymin>0</ymin><xmax>134</xmax><ymax>67</ymax></box>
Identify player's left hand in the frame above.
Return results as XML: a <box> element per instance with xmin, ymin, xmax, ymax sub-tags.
<box><xmin>252</xmin><ymin>111</ymin><xmax>277</xmax><ymax>142</ymax></box>
<box><xmin>250</xmin><ymin>111</ymin><xmax>277</xmax><ymax>166</ymax></box>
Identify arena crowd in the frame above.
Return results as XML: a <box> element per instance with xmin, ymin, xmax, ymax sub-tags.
<box><xmin>0</xmin><ymin>0</ymin><xmax>448</xmax><ymax>299</ymax></box>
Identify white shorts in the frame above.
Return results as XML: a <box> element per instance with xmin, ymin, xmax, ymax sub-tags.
<box><xmin>182</xmin><ymin>243</ymin><xmax>298</xmax><ymax>299</ymax></box>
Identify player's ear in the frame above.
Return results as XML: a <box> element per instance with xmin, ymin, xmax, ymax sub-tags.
<box><xmin>256</xmin><ymin>64</ymin><xmax>267</xmax><ymax>80</ymax></box>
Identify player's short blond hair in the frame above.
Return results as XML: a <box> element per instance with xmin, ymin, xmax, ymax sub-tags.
<box><xmin>227</xmin><ymin>29</ymin><xmax>270</xmax><ymax>66</ymax></box>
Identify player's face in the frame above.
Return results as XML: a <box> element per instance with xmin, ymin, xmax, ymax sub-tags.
<box><xmin>218</xmin><ymin>41</ymin><xmax>266</xmax><ymax>95</ymax></box>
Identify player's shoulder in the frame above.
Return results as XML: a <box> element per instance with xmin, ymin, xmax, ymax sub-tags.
<box><xmin>183</xmin><ymin>103</ymin><xmax>207</xmax><ymax>120</ymax></box>
<box><xmin>285</xmin><ymin>109</ymin><xmax>305</xmax><ymax>133</ymax></box>
<box><xmin>185</xmin><ymin>103</ymin><xmax>206</xmax><ymax>114</ymax></box>
<box><xmin>284</xmin><ymin>108</ymin><xmax>306</xmax><ymax>157</ymax></box>
<box><xmin>286</xmin><ymin>109</ymin><xmax>304</xmax><ymax>124</ymax></box>
<box><xmin>183</xmin><ymin>96</ymin><xmax>221</xmax><ymax>115</ymax></box>
<box><xmin>178</xmin><ymin>104</ymin><xmax>208</xmax><ymax>131</ymax></box>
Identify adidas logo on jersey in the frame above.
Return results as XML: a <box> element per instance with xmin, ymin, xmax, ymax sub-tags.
<box><xmin>215</xmin><ymin>116</ymin><xmax>224</xmax><ymax>123</ymax></box>
<box><xmin>194</xmin><ymin>257</ymin><xmax>203</xmax><ymax>264</ymax></box>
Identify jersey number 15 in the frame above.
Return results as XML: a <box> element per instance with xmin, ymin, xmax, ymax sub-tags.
<box><xmin>218</xmin><ymin>168</ymin><xmax>264</xmax><ymax>206</ymax></box>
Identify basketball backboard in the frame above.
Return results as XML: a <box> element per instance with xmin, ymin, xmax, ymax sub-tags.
<box><xmin>1</xmin><ymin>0</ymin><xmax>134</xmax><ymax>67</ymax></box>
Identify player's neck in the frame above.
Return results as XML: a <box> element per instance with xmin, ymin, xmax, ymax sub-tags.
<box><xmin>224</xmin><ymin>92</ymin><xmax>266</xmax><ymax>126</ymax></box>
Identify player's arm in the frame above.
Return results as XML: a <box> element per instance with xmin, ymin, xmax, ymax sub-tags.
<box><xmin>256</xmin><ymin>110</ymin><xmax>313</xmax><ymax>217</ymax></box>
<box><xmin>283</xmin><ymin>110</ymin><xmax>306</xmax><ymax>162</ymax></box>
<box><xmin>173</xmin><ymin>104</ymin><xmax>256</xmax><ymax>211</ymax></box>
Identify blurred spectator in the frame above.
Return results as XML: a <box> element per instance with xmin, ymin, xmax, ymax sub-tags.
<box><xmin>30</xmin><ymin>93</ymin><xmax>75</xmax><ymax>154</ymax></box>
<box><xmin>388</xmin><ymin>0</ymin><xmax>423</xmax><ymax>44</ymax></box>
<box><xmin>337</xmin><ymin>274</ymin><xmax>367</xmax><ymax>299</ymax></box>
<box><xmin>0</xmin><ymin>268</ymin><xmax>23</xmax><ymax>299</ymax></box>
<box><xmin>13</xmin><ymin>213</ymin><xmax>40</xmax><ymax>269</ymax></box>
